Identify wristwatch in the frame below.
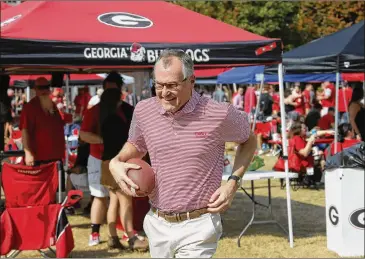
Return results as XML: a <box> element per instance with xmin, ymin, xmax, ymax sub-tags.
<box><xmin>228</xmin><ymin>175</ymin><xmax>242</xmax><ymax>188</ymax></box>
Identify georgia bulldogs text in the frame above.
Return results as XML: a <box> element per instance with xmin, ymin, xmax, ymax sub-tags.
<box><xmin>84</xmin><ymin>47</ymin><xmax>210</xmax><ymax>63</ymax></box>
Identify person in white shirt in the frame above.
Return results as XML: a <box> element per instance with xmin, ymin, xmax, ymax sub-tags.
<box><xmin>233</xmin><ymin>87</ymin><xmax>244</xmax><ymax>110</ymax></box>
<box><xmin>87</xmin><ymin>88</ymin><xmax>103</xmax><ymax>109</ymax></box>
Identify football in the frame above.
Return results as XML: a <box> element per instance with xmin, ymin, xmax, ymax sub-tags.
<box><xmin>126</xmin><ymin>158</ymin><xmax>155</xmax><ymax>197</ymax></box>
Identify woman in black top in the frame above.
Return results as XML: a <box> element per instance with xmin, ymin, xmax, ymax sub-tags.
<box><xmin>348</xmin><ymin>86</ymin><xmax>364</xmax><ymax>141</ymax></box>
<box><xmin>99</xmin><ymin>88</ymin><xmax>148</xmax><ymax>251</ymax></box>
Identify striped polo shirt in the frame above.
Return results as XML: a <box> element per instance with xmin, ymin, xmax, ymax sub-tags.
<box><xmin>128</xmin><ymin>90</ymin><xmax>250</xmax><ymax>213</ymax></box>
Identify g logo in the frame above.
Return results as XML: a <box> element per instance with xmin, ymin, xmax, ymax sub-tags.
<box><xmin>329</xmin><ymin>206</ymin><xmax>339</xmax><ymax>226</ymax></box>
<box><xmin>349</xmin><ymin>208</ymin><xmax>365</xmax><ymax>230</ymax></box>
<box><xmin>98</xmin><ymin>12</ymin><xmax>153</xmax><ymax>29</ymax></box>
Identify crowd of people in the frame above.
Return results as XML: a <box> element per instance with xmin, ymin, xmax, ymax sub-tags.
<box><xmin>195</xmin><ymin>80</ymin><xmax>364</xmax><ymax>187</ymax></box>
<box><xmin>1</xmin><ymin>50</ymin><xmax>364</xmax><ymax>257</ymax></box>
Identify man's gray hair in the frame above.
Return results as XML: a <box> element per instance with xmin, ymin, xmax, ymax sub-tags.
<box><xmin>153</xmin><ymin>49</ymin><xmax>194</xmax><ymax>79</ymax></box>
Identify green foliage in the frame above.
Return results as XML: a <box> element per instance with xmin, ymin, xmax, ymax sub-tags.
<box><xmin>295</xmin><ymin>1</ymin><xmax>365</xmax><ymax>43</ymax></box>
<box><xmin>173</xmin><ymin>1</ymin><xmax>364</xmax><ymax>50</ymax></box>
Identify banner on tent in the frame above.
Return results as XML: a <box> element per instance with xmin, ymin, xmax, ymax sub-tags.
<box><xmin>83</xmin><ymin>45</ymin><xmax>210</xmax><ymax>64</ymax></box>
<box><xmin>0</xmin><ymin>39</ymin><xmax>282</xmax><ymax>68</ymax></box>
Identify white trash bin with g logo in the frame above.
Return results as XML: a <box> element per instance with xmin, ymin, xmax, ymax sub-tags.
<box><xmin>325</xmin><ymin>168</ymin><xmax>364</xmax><ymax>257</ymax></box>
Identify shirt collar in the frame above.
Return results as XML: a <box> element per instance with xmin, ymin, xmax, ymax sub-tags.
<box><xmin>158</xmin><ymin>90</ymin><xmax>200</xmax><ymax>115</ymax></box>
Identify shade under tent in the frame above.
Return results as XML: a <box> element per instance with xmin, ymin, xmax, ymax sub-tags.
<box><xmin>272</xmin><ymin>20</ymin><xmax>364</xmax><ymax>153</ymax></box>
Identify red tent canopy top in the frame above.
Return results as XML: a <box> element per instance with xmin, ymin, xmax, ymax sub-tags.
<box><xmin>0</xmin><ymin>2</ymin><xmax>10</xmax><ymax>10</ymax></box>
<box><xmin>342</xmin><ymin>73</ymin><xmax>365</xmax><ymax>82</ymax></box>
<box><xmin>10</xmin><ymin>67</ymin><xmax>225</xmax><ymax>86</ymax></box>
<box><xmin>1</xmin><ymin>1</ymin><xmax>270</xmax><ymax>43</ymax></box>
<box><xmin>0</xmin><ymin>1</ymin><xmax>282</xmax><ymax>73</ymax></box>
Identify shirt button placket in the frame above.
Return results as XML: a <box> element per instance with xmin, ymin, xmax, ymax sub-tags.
<box><xmin>172</xmin><ymin>119</ymin><xmax>178</xmax><ymax>136</ymax></box>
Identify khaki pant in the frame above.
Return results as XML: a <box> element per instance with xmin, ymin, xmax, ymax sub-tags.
<box><xmin>143</xmin><ymin>210</ymin><xmax>222</xmax><ymax>258</ymax></box>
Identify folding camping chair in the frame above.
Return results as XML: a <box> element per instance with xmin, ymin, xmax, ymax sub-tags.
<box><xmin>0</xmin><ymin>161</ymin><xmax>82</xmax><ymax>258</ymax></box>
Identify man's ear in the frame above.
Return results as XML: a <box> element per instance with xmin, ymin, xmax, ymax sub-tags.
<box><xmin>190</xmin><ymin>75</ymin><xmax>196</xmax><ymax>85</ymax></box>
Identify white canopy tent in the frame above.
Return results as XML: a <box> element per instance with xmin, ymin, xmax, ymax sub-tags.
<box><xmin>230</xmin><ymin>63</ymin><xmax>294</xmax><ymax>247</ymax></box>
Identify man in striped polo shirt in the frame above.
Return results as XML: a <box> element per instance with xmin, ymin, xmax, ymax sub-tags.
<box><xmin>110</xmin><ymin>49</ymin><xmax>257</xmax><ymax>258</ymax></box>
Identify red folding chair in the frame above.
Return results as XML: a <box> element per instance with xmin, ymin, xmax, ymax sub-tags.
<box><xmin>0</xmin><ymin>161</ymin><xmax>82</xmax><ymax>258</ymax></box>
<box><xmin>4</xmin><ymin>139</ymin><xmax>23</xmax><ymax>165</ymax></box>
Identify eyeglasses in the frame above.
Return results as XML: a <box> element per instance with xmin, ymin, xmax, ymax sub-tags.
<box><xmin>153</xmin><ymin>77</ymin><xmax>187</xmax><ymax>92</ymax></box>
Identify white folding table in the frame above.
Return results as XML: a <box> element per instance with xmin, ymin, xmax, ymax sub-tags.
<box><xmin>222</xmin><ymin>170</ymin><xmax>298</xmax><ymax>247</ymax></box>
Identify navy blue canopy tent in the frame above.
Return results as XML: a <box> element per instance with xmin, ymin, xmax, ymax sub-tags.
<box><xmin>264</xmin><ymin>73</ymin><xmax>337</xmax><ymax>83</ymax></box>
<box><xmin>276</xmin><ymin>21</ymin><xmax>364</xmax><ymax>151</ymax></box>
<box><xmin>217</xmin><ymin>66</ymin><xmax>265</xmax><ymax>84</ymax></box>
<box><xmin>265</xmin><ymin>20</ymin><xmax>364</xmax><ymax>74</ymax></box>
<box><xmin>217</xmin><ymin>65</ymin><xmax>337</xmax><ymax>84</ymax></box>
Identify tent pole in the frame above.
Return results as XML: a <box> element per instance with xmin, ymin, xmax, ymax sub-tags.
<box><xmin>334</xmin><ymin>67</ymin><xmax>340</xmax><ymax>154</ymax></box>
<box><xmin>363</xmin><ymin>80</ymin><xmax>365</xmax><ymax>104</ymax></box>
<box><xmin>251</xmin><ymin>75</ymin><xmax>264</xmax><ymax>131</ymax></box>
<box><xmin>278</xmin><ymin>63</ymin><xmax>294</xmax><ymax>248</ymax></box>
<box><xmin>132</xmin><ymin>85</ymin><xmax>137</xmax><ymax>106</ymax></box>
<box><xmin>26</xmin><ymin>86</ymin><xmax>30</xmax><ymax>102</ymax></box>
<box><xmin>65</xmin><ymin>75</ymin><xmax>70</xmax><ymax>113</ymax></box>
<box><xmin>64</xmin><ymin>75</ymin><xmax>70</xmax><ymax>183</ymax></box>
<box><xmin>233</xmin><ymin>83</ymin><xmax>237</xmax><ymax>93</ymax></box>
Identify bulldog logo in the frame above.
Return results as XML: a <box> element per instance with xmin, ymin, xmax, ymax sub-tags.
<box><xmin>130</xmin><ymin>43</ymin><xmax>146</xmax><ymax>62</ymax></box>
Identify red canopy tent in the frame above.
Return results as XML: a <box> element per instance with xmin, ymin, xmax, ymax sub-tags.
<box><xmin>194</xmin><ymin>68</ymin><xmax>232</xmax><ymax>78</ymax></box>
<box><xmin>0</xmin><ymin>2</ymin><xmax>10</xmax><ymax>10</ymax></box>
<box><xmin>10</xmin><ymin>69</ymin><xmax>228</xmax><ymax>86</ymax></box>
<box><xmin>342</xmin><ymin>73</ymin><xmax>365</xmax><ymax>82</ymax></box>
<box><xmin>9</xmin><ymin>74</ymin><xmax>105</xmax><ymax>87</ymax></box>
<box><xmin>0</xmin><ymin>1</ymin><xmax>282</xmax><ymax>73</ymax></box>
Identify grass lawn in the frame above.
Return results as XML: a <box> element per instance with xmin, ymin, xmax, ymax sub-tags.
<box><xmin>10</xmin><ymin>156</ymin><xmax>340</xmax><ymax>258</ymax></box>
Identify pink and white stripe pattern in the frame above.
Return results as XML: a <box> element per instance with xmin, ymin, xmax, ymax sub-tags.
<box><xmin>128</xmin><ymin>90</ymin><xmax>250</xmax><ymax>213</ymax></box>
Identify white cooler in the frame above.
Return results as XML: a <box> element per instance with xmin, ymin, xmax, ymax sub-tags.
<box><xmin>325</xmin><ymin>168</ymin><xmax>364</xmax><ymax>257</ymax></box>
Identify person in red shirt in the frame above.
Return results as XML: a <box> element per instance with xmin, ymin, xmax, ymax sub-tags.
<box><xmin>50</xmin><ymin>88</ymin><xmax>63</xmax><ymax>105</ymax></box>
<box><xmin>292</xmin><ymin>84</ymin><xmax>305</xmax><ymax>115</ymax></box>
<box><xmin>317</xmin><ymin>107</ymin><xmax>335</xmax><ymax>130</ymax></box>
<box><xmin>81</xmin><ymin>86</ymin><xmax>91</xmax><ymax>115</ymax></box>
<box><xmin>244</xmin><ymin>85</ymin><xmax>257</xmax><ymax>115</ymax></box>
<box><xmin>289</xmin><ymin>122</ymin><xmax>316</xmax><ymax>177</ymax></box>
<box><xmin>338</xmin><ymin>81</ymin><xmax>353</xmax><ymax>123</ymax></box>
<box><xmin>74</xmin><ymin>87</ymin><xmax>91</xmax><ymax>119</ymax></box>
<box><xmin>20</xmin><ymin>77</ymin><xmax>66</xmax><ymax>187</ymax></box>
<box><xmin>269</xmin><ymin>85</ymin><xmax>280</xmax><ymax>115</ymax></box>
<box><xmin>318</xmin><ymin>81</ymin><xmax>335</xmax><ymax>116</ymax></box>
<box><xmin>325</xmin><ymin>123</ymin><xmax>360</xmax><ymax>157</ymax></box>
<box><xmin>302</xmin><ymin>84</ymin><xmax>313</xmax><ymax>115</ymax></box>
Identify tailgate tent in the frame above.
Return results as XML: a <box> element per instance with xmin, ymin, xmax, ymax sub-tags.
<box><xmin>10</xmin><ymin>74</ymin><xmax>134</xmax><ymax>87</ymax></box>
<box><xmin>216</xmin><ymin>66</ymin><xmax>338</xmax><ymax>84</ymax></box>
<box><xmin>0</xmin><ymin>1</ymin><xmax>282</xmax><ymax>73</ymax></box>
<box><xmin>217</xmin><ymin>66</ymin><xmax>265</xmax><ymax>84</ymax></box>
<box><xmin>279</xmin><ymin>20</ymin><xmax>364</xmax><ymax>74</ymax></box>
<box><xmin>269</xmin><ymin>21</ymin><xmax>364</xmax><ymax>152</ymax></box>
<box><xmin>342</xmin><ymin>73</ymin><xmax>365</xmax><ymax>82</ymax></box>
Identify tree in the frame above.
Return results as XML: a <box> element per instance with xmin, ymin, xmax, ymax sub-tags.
<box><xmin>174</xmin><ymin>1</ymin><xmax>364</xmax><ymax>50</ymax></box>
<box><xmin>295</xmin><ymin>1</ymin><xmax>365</xmax><ymax>43</ymax></box>
<box><xmin>174</xmin><ymin>1</ymin><xmax>301</xmax><ymax>50</ymax></box>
